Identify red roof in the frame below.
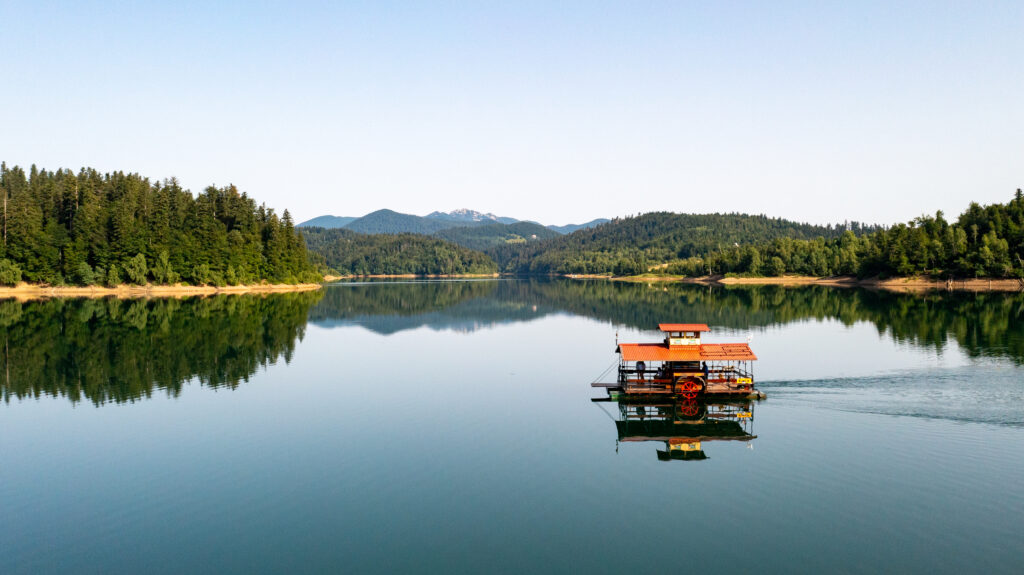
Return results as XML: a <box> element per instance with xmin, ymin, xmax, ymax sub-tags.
<box><xmin>617</xmin><ymin>343</ymin><xmax>757</xmax><ymax>362</ymax></box>
<box><xmin>658</xmin><ymin>323</ymin><xmax>710</xmax><ymax>333</ymax></box>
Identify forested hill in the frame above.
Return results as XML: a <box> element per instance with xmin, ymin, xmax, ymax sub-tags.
<box><xmin>0</xmin><ymin>163</ymin><xmax>319</xmax><ymax>286</ymax></box>
<box><xmin>678</xmin><ymin>191</ymin><xmax>1024</xmax><ymax>279</ymax></box>
<box><xmin>546</xmin><ymin>218</ymin><xmax>610</xmax><ymax>234</ymax></box>
<box><xmin>503</xmin><ymin>212</ymin><xmax>871</xmax><ymax>274</ymax></box>
<box><xmin>434</xmin><ymin>221</ymin><xmax>559</xmax><ymax>252</ymax></box>
<box><xmin>301</xmin><ymin>227</ymin><xmax>498</xmax><ymax>275</ymax></box>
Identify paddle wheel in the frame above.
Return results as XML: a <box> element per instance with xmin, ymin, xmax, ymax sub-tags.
<box><xmin>678</xmin><ymin>378</ymin><xmax>703</xmax><ymax>400</ymax></box>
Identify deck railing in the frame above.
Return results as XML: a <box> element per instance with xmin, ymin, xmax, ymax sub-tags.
<box><xmin>618</xmin><ymin>365</ymin><xmax>753</xmax><ymax>382</ymax></box>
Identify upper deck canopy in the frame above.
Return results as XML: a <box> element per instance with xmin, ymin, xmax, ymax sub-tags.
<box><xmin>658</xmin><ymin>323</ymin><xmax>710</xmax><ymax>333</ymax></box>
<box><xmin>617</xmin><ymin>343</ymin><xmax>757</xmax><ymax>362</ymax></box>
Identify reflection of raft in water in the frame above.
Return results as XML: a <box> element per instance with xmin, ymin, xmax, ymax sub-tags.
<box><xmin>593</xmin><ymin>323</ymin><xmax>764</xmax><ymax>399</ymax></box>
<box><xmin>596</xmin><ymin>397</ymin><xmax>757</xmax><ymax>461</ymax></box>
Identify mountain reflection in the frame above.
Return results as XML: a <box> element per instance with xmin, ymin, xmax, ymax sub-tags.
<box><xmin>0</xmin><ymin>292</ymin><xmax>321</xmax><ymax>405</ymax></box>
<box><xmin>313</xmin><ymin>279</ymin><xmax>1024</xmax><ymax>364</ymax></box>
<box><xmin>594</xmin><ymin>397</ymin><xmax>757</xmax><ymax>461</ymax></box>
<box><xmin>309</xmin><ymin>280</ymin><xmax>557</xmax><ymax>334</ymax></box>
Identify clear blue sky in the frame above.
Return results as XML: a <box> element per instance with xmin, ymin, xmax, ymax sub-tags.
<box><xmin>1</xmin><ymin>1</ymin><xmax>1020</xmax><ymax>226</ymax></box>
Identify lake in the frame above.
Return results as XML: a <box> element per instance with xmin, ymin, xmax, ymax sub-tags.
<box><xmin>2</xmin><ymin>280</ymin><xmax>1022</xmax><ymax>573</ymax></box>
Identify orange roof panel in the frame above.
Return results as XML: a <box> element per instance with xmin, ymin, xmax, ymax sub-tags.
<box><xmin>617</xmin><ymin>343</ymin><xmax>756</xmax><ymax>362</ymax></box>
<box><xmin>658</xmin><ymin>323</ymin><xmax>711</xmax><ymax>333</ymax></box>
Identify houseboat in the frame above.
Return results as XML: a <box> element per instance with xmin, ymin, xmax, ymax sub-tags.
<box><xmin>594</xmin><ymin>323</ymin><xmax>763</xmax><ymax>399</ymax></box>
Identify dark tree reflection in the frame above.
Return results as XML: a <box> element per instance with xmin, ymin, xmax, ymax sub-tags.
<box><xmin>312</xmin><ymin>280</ymin><xmax>1024</xmax><ymax>364</ymax></box>
<box><xmin>0</xmin><ymin>292</ymin><xmax>322</xmax><ymax>405</ymax></box>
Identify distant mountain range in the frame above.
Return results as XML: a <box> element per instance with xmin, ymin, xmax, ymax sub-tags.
<box><xmin>297</xmin><ymin>208</ymin><xmax>609</xmax><ymax>235</ymax></box>
<box><xmin>344</xmin><ymin>209</ymin><xmax>455</xmax><ymax>235</ymax></box>
<box><xmin>297</xmin><ymin>215</ymin><xmax>357</xmax><ymax>229</ymax></box>
<box><xmin>425</xmin><ymin>208</ymin><xmax>519</xmax><ymax>225</ymax></box>
<box><xmin>300</xmin><ymin>208</ymin><xmax>866</xmax><ymax>277</ymax></box>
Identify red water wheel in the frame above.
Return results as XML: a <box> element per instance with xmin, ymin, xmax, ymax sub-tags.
<box><xmin>679</xmin><ymin>379</ymin><xmax>700</xmax><ymax>400</ymax></box>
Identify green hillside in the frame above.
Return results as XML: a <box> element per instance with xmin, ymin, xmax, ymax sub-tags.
<box><xmin>504</xmin><ymin>212</ymin><xmax>868</xmax><ymax>274</ymax></box>
<box><xmin>434</xmin><ymin>221</ymin><xmax>559</xmax><ymax>252</ymax></box>
<box><xmin>685</xmin><ymin>191</ymin><xmax>1024</xmax><ymax>279</ymax></box>
<box><xmin>301</xmin><ymin>227</ymin><xmax>497</xmax><ymax>275</ymax></box>
<box><xmin>547</xmin><ymin>218</ymin><xmax>610</xmax><ymax>234</ymax></box>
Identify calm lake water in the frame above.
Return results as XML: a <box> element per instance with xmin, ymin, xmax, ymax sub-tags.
<box><xmin>2</xmin><ymin>280</ymin><xmax>1023</xmax><ymax>573</ymax></box>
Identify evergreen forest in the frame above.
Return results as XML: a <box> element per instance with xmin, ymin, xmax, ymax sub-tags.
<box><xmin>301</xmin><ymin>228</ymin><xmax>498</xmax><ymax>275</ymax></box>
<box><xmin>2</xmin><ymin>162</ymin><xmax>1019</xmax><ymax>282</ymax></box>
<box><xmin>433</xmin><ymin>221</ymin><xmax>559</xmax><ymax>252</ymax></box>
<box><xmin>669</xmin><ymin>191</ymin><xmax>1024</xmax><ymax>279</ymax></box>
<box><xmin>493</xmin><ymin>212</ymin><xmax>876</xmax><ymax>274</ymax></box>
<box><xmin>0</xmin><ymin>163</ymin><xmax>320</xmax><ymax>286</ymax></box>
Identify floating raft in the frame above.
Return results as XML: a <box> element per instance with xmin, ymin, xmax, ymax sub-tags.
<box><xmin>597</xmin><ymin>323</ymin><xmax>763</xmax><ymax>398</ymax></box>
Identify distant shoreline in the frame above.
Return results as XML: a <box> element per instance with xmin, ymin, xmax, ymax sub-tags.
<box><xmin>0</xmin><ymin>282</ymin><xmax>323</xmax><ymax>300</ymax></box>
<box><xmin>6</xmin><ymin>274</ymin><xmax>1019</xmax><ymax>299</ymax></box>
<box><xmin>323</xmin><ymin>273</ymin><xmax>500</xmax><ymax>281</ymax></box>
<box><xmin>564</xmin><ymin>274</ymin><xmax>1024</xmax><ymax>292</ymax></box>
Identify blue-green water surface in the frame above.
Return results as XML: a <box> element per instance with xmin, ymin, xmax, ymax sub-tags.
<box><xmin>1</xmin><ymin>280</ymin><xmax>1022</xmax><ymax>573</ymax></box>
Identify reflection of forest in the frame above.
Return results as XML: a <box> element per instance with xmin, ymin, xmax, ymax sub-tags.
<box><xmin>0</xmin><ymin>292</ymin><xmax>322</xmax><ymax>405</ymax></box>
<box><xmin>313</xmin><ymin>279</ymin><xmax>1024</xmax><ymax>363</ymax></box>
<box><xmin>535</xmin><ymin>281</ymin><xmax>1024</xmax><ymax>364</ymax></box>
<box><xmin>4</xmin><ymin>280</ymin><xmax>1020</xmax><ymax>405</ymax></box>
<box><xmin>309</xmin><ymin>280</ymin><xmax>560</xmax><ymax>334</ymax></box>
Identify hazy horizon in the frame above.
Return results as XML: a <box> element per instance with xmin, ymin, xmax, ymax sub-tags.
<box><xmin>2</xmin><ymin>1</ymin><xmax>1020</xmax><ymax>226</ymax></box>
<box><xmin>294</xmin><ymin>208</ymin><xmax>854</xmax><ymax>229</ymax></box>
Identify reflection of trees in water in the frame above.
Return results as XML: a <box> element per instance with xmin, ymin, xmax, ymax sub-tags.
<box><xmin>309</xmin><ymin>280</ymin><xmax>499</xmax><ymax>321</ymax></box>
<box><xmin>311</xmin><ymin>279</ymin><xmax>1024</xmax><ymax>363</ymax></box>
<box><xmin>309</xmin><ymin>281</ymin><xmax>561</xmax><ymax>334</ymax></box>
<box><xmin>0</xmin><ymin>292</ymin><xmax>322</xmax><ymax>405</ymax></box>
<box><xmin>531</xmin><ymin>281</ymin><xmax>1024</xmax><ymax>364</ymax></box>
<box><xmin>10</xmin><ymin>281</ymin><xmax>1015</xmax><ymax>407</ymax></box>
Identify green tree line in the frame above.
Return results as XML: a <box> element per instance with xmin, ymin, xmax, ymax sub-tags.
<box><xmin>301</xmin><ymin>228</ymin><xmax>498</xmax><ymax>275</ymax></box>
<box><xmin>667</xmin><ymin>191</ymin><xmax>1024</xmax><ymax>279</ymax></box>
<box><xmin>434</xmin><ymin>221</ymin><xmax>558</xmax><ymax>253</ymax></box>
<box><xmin>500</xmin><ymin>212</ymin><xmax>872</xmax><ymax>274</ymax></box>
<box><xmin>0</xmin><ymin>163</ymin><xmax>320</xmax><ymax>286</ymax></box>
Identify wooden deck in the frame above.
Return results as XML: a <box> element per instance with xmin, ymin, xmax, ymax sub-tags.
<box><xmin>592</xmin><ymin>378</ymin><xmax>762</xmax><ymax>397</ymax></box>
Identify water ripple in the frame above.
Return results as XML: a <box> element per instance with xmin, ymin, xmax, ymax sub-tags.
<box><xmin>761</xmin><ymin>364</ymin><xmax>1024</xmax><ymax>426</ymax></box>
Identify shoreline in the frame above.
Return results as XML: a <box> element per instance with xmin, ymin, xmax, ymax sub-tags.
<box><xmin>323</xmin><ymin>273</ymin><xmax>500</xmax><ymax>280</ymax></box>
<box><xmin>4</xmin><ymin>273</ymin><xmax>1019</xmax><ymax>299</ymax></box>
<box><xmin>564</xmin><ymin>274</ymin><xmax>1024</xmax><ymax>293</ymax></box>
<box><xmin>0</xmin><ymin>282</ymin><xmax>323</xmax><ymax>301</ymax></box>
